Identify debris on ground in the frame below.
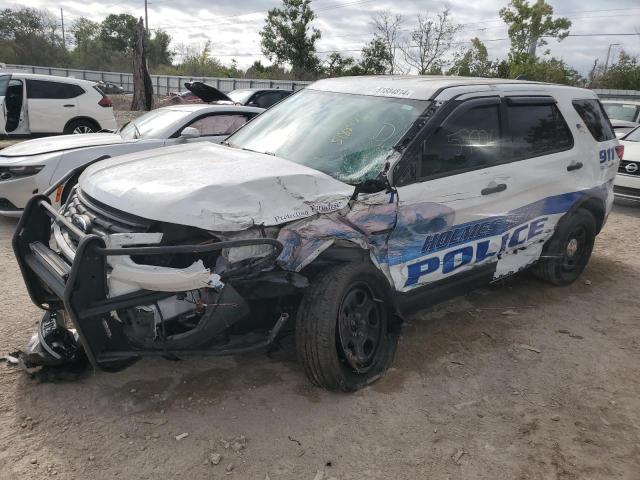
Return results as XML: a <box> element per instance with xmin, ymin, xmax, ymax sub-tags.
<box><xmin>551</xmin><ymin>414</ymin><xmax>561</xmax><ymax>421</ymax></box>
<box><xmin>585</xmin><ymin>280</ymin><xmax>592</xmax><ymax>285</ymax></box>
<box><xmin>557</xmin><ymin>329</ymin><xmax>571</xmax><ymax>334</ymax></box>
<box><xmin>452</xmin><ymin>449</ymin><xmax>466</xmax><ymax>465</ymax></box>
<box><xmin>175</xmin><ymin>432</ymin><xmax>189</xmax><ymax>441</ymax></box>
<box><xmin>502</xmin><ymin>310</ymin><xmax>519</xmax><ymax>316</ymax></box>
<box><xmin>225</xmin><ymin>463</ymin><xmax>234</xmax><ymax>474</ymax></box>
<box><xmin>209</xmin><ymin>453</ymin><xmax>222</xmax><ymax>465</ymax></box>
<box><xmin>2</xmin><ymin>352</ymin><xmax>19</xmax><ymax>365</ymax></box>
<box><xmin>519</xmin><ymin>344</ymin><xmax>541</xmax><ymax>354</ymax></box>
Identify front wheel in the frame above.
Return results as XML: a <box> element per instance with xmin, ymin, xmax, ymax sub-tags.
<box><xmin>532</xmin><ymin>208</ymin><xmax>596</xmax><ymax>285</ymax></box>
<box><xmin>296</xmin><ymin>262</ymin><xmax>399</xmax><ymax>392</ymax></box>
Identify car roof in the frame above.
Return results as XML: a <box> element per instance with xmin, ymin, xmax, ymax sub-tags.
<box><xmin>601</xmin><ymin>100</ymin><xmax>640</xmax><ymax>105</ymax></box>
<box><xmin>309</xmin><ymin>75</ymin><xmax>597</xmax><ymax>101</ymax></box>
<box><xmin>0</xmin><ymin>71</ymin><xmax>97</xmax><ymax>86</ymax></box>
<box><xmin>160</xmin><ymin>104</ymin><xmax>264</xmax><ymax>114</ymax></box>
<box><xmin>229</xmin><ymin>88</ymin><xmax>292</xmax><ymax>93</ymax></box>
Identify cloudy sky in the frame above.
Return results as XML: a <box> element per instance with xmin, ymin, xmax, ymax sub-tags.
<box><xmin>2</xmin><ymin>0</ymin><xmax>639</xmax><ymax>74</ymax></box>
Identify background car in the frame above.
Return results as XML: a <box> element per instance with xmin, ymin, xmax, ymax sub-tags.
<box><xmin>0</xmin><ymin>72</ymin><xmax>117</xmax><ymax>136</ymax></box>
<box><xmin>602</xmin><ymin>101</ymin><xmax>640</xmax><ymax>138</ymax></box>
<box><xmin>96</xmin><ymin>81</ymin><xmax>126</xmax><ymax>95</ymax></box>
<box><xmin>614</xmin><ymin>126</ymin><xmax>640</xmax><ymax>202</ymax></box>
<box><xmin>0</xmin><ymin>103</ymin><xmax>263</xmax><ymax>216</ymax></box>
<box><xmin>167</xmin><ymin>82</ymin><xmax>293</xmax><ymax>109</ymax></box>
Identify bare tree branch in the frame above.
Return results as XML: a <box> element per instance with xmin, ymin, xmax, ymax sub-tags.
<box><xmin>371</xmin><ymin>10</ymin><xmax>403</xmax><ymax>74</ymax></box>
<box><xmin>400</xmin><ymin>9</ymin><xmax>461</xmax><ymax>75</ymax></box>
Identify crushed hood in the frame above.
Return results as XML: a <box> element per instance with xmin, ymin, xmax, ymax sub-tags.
<box><xmin>184</xmin><ymin>82</ymin><xmax>232</xmax><ymax>103</ymax></box>
<box><xmin>80</xmin><ymin>143</ymin><xmax>355</xmax><ymax>231</ymax></box>
<box><xmin>0</xmin><ymin>133</ymin><xmax>124</xmax><ymax>158</ymax></box>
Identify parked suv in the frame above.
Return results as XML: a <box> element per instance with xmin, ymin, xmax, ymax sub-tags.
<box><xmin>13</xmin><ymin>77</ymin><xmax>620</xmax><ymax>391</ymax></box>
<box><xmin>0</xmin><ymin>72</ymin><xmax>117</xmax><ymax>136</ymax></box>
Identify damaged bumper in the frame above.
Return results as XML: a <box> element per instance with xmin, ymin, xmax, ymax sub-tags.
<box><xmin>12</xmin><ymin>192</ymin><xmax>288</xmax><ymax>370</ymax></box>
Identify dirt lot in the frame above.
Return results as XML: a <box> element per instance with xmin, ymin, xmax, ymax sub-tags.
<box><xmin>0</xmin><ymin>203</ymin><xmax>639</xmax><ymax>480</ymax></box>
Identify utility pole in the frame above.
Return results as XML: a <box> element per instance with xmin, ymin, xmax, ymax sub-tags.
<box><xmin>144</xmin><ymin>0</ymin><xmax>149</xmax><ymax>32</ymax></box>
<box><xmin>60</xmin><ymin>8</ymin><xmax>66</xmax><ymax>49</ymax></box>
<box><xmin>604</xmin><ymin>43</ymin><xmax>620</xmax><ymax>74</ymax></box>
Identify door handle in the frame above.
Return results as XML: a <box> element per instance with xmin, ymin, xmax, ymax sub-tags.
<box><xmin>567</xmin><ymin>161</ymin><xmax>583</xmax><ymax>172</ymax></box>
<box><xmin>63</xmin><ymin>104</ymin><xmax>75</xmax><ymax>108</ymax></box>
<box><xmin>481</xmin><ymin>183</ymin><xmax>507</xmax><ymax>195</ymax></box>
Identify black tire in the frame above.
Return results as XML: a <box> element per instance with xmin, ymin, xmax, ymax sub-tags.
<box><xmin>295</xmin><ymin>262</ymin><xmax>399</xmax><ymax>392</ymax></box>
<box><xmin>531</xmin><ymin>208</ymin><xmax>596</xmax><ymax>285</ymax></box>
<box><xmin>64</xmin><ymin>119</ymin><xmax>99</xmax><ymax>134</ymax></box>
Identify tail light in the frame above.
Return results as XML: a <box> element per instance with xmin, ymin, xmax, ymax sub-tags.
<box><xmin>615</xmin><ymin>145</ymin><xmax>624</xmax><ymax>160</ymax></box>
<box><xmin>98</xmin><ymin>96</ymin><xmax>113</xmax><ymax>108</ymax></box>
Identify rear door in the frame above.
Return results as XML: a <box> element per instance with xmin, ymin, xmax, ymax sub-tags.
<box><xmin>25</xmin><ymin>79</ymin><xmax>85</xmax><ymax>133</ymax></box>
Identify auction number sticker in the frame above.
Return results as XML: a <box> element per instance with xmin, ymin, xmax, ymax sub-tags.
<box><xmin>369</xmin><ymin>86</ymin><xmax>414</xmax><ymax>98</ymax></box>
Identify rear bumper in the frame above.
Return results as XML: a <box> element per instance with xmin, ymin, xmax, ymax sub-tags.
<box><xmin>12</xmin><ymin>195</ymin><xmax>286</xmax><ymax>369</ymax></box>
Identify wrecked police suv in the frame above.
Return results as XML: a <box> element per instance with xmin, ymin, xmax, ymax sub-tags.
<box><xmin>13</xmin><ymin>76</ymin><xmax>620</xmax><ymax>391</ymax></box>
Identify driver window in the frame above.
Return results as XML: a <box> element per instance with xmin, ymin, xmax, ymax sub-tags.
<box><xmin>187</xmin><ymin>114</ymin><xmax>250</xmax><ymax>136</ymax></box>
<box><xmin>420</xmin><ymin>103</ymin><xmax>501</xmax><ymax>178</ymax></box>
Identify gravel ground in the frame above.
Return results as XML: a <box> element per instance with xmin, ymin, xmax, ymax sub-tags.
<box><xmin>0</xmin><ymin>203</ymin><xmax>639</xmax><ymax>480</ymax></box>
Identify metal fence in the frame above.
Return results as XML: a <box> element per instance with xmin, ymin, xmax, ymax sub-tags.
<box><xmin>3</xmin><ymin>64</ymin><xmax>640</xmax><ymax>100</ymax></box>
<box><xmin>2</xmin><ymin>64</ymin><xmax>313</xmax><ymax>96</ymax></box>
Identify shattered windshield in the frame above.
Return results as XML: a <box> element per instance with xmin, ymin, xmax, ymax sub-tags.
<box><xmin>119</xmin><ymin>108</ymin><xmax>192</xmax><ymax>140</ymax></box>
<box><xmin>226</xmin><ymin>89</ymin><xmax>428</xmax><ymax>183</ymax></box>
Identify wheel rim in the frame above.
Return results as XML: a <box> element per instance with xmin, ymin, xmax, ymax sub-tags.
<box><xmin>73</xmin><ymin>125</ymin><xmax>93</xmax><ymax>134</ymax></box>
<box><xmin>337</xmin><ymin>284</ymin><xmax>384</xmax><ymax>373</ymax></box>
<box><xmin>561</xmin><ymin>226</ymin><xmax>587</xmax><ymax>272</ymax></box>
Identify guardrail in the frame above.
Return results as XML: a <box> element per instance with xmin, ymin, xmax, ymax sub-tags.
<box><xmin>2</xmin><ymin>64</ymin><xmax>313</xmax><ymax>96</ymax></box>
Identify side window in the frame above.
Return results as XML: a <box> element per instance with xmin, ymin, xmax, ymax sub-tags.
<box><xmin>26</xmin><ymin>80</ymin><xmax>85</xmax><ymax>99</ymax></box>
<box><xmin>254</xmin><ymin>92</ymin><xmax>282</xmax><ymax>108</ymax></box>
<box><xmin>505</xmin><ymin>102</ymin><xmax>573</xmax><ymax>159</ymax></box>
<box><xmin>420</xmin><ymin>102</ymin><xmax>501</xmax><ymax>178</ymax></box>
<box><xmin>0</xmin><ymin>75</ymin><xmax>10</xmax><ymax>96</ymax></box>
<box><xmin>573</xmin><ymin>99</ymin><xmax>615</xmax><ymax>142</ymax></box>
<box><xmin>186</xmin><ymin>114</ymin><xmax>250</xmax><ymax>136</ymax></box>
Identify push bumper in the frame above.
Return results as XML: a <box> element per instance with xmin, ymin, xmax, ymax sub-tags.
<box><xmin>13</xmin><ymin>193</ymin><xmax>286</xmax><ymax>369</ymax></box>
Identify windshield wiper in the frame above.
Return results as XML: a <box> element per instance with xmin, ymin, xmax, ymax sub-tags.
<box><xmin>133</xmin><ymin>123</ymin><xmax>142</xmax><ymax>139</ymax></box>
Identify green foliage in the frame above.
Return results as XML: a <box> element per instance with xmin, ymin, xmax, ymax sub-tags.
<box><xmin>323</xmin><ymin>53</ymin><xmax>356</xmax><ymax>77</ymax></box>
<box><xmin>0</xmin><ymin>8</ymin><xmax>69</xmax><ymax>66</ymax></box>
<box><xmin>509</xmin><ymin>57</ymin><xmax>583</xmax><ymax>85</ymax></box>
<box><xmin>357</xmin><ymin>37</ymin><xmax>391</xmax><ymax>75</ymax></box>
<box><xmin>99</xmin><ymin>14</ymin><xmax>137</xmax><ymax>52</ymax></box>
<box><xmin>599</xmin><ymin>51</ymin><xmax>640</xmax><ymax>90</ymax></box>
<box><xmin>146</xmin><ymin>29</ymin><xmax>174</xmax><ymax>68</ymax></box>
<box><xmin>260</xmin><ymin>0</ymin><xmax>321</xmax><ymax>77</ymax></box>
<box><xmin>449</xmin><ymin>38</ymin><xmax>496</xmax><ymax>77</ymax></box>
<box><xmin>499</xmin><ymin>0</ymin><xmax>571</xmax><ymax>63</ymax></box>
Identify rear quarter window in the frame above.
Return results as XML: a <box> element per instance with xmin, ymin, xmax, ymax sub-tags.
<box><xmin>506</xmin><ymin>102</ymin><xmax>573</xmax><ymax>160</ymax></box>
<box><xmin>26</xmin><ymin>79</ymin><xmax>85</xmax><ymax>99</ymax></box>
<box><xmin>573</xmin><ymin>99</ymin><xmax>615</xmax><ymax>142</ymax></box>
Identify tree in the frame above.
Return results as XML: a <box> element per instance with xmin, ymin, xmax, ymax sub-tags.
<box><xmin>600</xmin><ymin>51</ymin><xmax>640</xmax><ymax>89</ymax></box>
<box><xmin>371</xmin><ymin>11</ymin><xmax>403</xmax><ymax>74</ymax></box>
<box><xmin>509</xmin><ymin>57</ymin><xmax>583</xmax><ymax>85</ymax></box>
<box><xmin>260</xmin><ymin>0</ymin><xmax>321</xmax><ymax>77</ymax></box>
<box><xmin>324</xmin><ymin>52</ymin><xmax>356</xmax><ymax>77</ymax></box>
<box><xmin>499</xmin><ymin>0</ymin><xmax>571</xmax><ymax>63</ymax></box>
<box><xmin>146</xmin><ymin>29</ymin><xmax>174</xmax><ymax>68</ymax></box>
<box><xmin>401</xmin><ymin>10</ymin><xmax>461</xmax><ymax>75</ymax></box>
<box><xmin>99</xmin><ymin>13</ymin><xmax>137</xmax><ymax>52</ymax></box>
<box><xmin>0</xmin><ymin>8</ymin><xmax>69</xmax><ymax>66</ymax></box>
<box><xmin>449</xmin><ymin>37</ymin><xmax>495</xmax><ymax>77</ymax></box>
<box><xmin>131</xmin><ymin>17</ymin><xmax>153</xmax><ymax>111</ymax></box>
<box><xmin>356</xmin><ymin>38</ymin><xmax>391</xmax><ymax>75</ymax></box>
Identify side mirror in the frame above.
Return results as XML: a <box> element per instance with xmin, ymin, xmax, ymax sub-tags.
<box><xmin>180</xmin><ymin>126</ymin><xmax>200</xmax><ymax>140</ymax></box>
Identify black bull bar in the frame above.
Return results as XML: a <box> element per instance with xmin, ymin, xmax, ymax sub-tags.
<box><xmin>12</xmin><ymin>193</ymin><xmax>285</xmax><ymax>369</ymax></box>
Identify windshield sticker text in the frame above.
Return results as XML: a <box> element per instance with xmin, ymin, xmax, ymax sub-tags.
<box><xmin>369</xmin><ymin>86</ymin><xmax>414</xmax><ymax>98</ymax></box>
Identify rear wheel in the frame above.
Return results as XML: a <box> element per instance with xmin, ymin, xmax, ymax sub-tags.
<box><xmin>65</xmin><ymin>119</ymin><xmax>99</xmax><ymax>134</ymax></box>
<box><xmin>296</xmin><ymin>263</ymin><xmax>399</xmax><ymax>392</ymax></box>
<box><xmin>532</xmin><ymin>208</ymin><xmax>596</xmax><ymax>285</ymax></box>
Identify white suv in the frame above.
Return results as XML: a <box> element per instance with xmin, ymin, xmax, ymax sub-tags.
<box><xmin>0</xmin><ymin>72</ymin><xmax>117</xmax><ymax>135</ymax></box>
<box><xmin>13</xmin><ymin>76</ymin><xmax>620</xmax><ymax>391</ymax></box>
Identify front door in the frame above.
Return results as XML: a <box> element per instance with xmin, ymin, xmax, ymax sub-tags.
<box><xmin>2</xmin><ymin>76</ymin><xmax>30</xmax><ymax>135</ymax></box>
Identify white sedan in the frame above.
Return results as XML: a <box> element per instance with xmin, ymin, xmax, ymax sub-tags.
<box><xmin>0</xmin><ymin>103</ymin><xmax>263</xmax><ymax>216</ymax></box>
<box><xmin>615</xmin><ymin>126</ymin><xmax>640</xmax><ymax>202</ymax></box>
